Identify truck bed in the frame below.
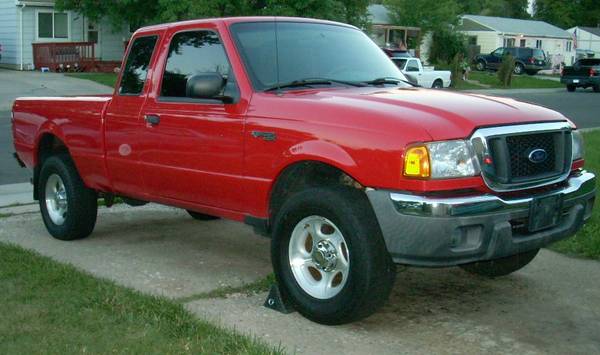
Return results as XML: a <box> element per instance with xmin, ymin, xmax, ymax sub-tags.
<box><xmin>12</xmin><ymin>95</ymin><xmax>112</xmax><ymax>189</ymax></box>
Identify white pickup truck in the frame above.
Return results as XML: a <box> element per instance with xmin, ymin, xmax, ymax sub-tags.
<box><xmin>391</xmin><ymin>57</ymin><xmax>451</xmax><ymax>88</ymax></box>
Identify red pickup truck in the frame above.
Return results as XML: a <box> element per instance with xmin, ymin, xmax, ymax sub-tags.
<box><xmin>12</xmin><ymin>17</ymin><xmax>596</xmax><ymax>325</ymax></box>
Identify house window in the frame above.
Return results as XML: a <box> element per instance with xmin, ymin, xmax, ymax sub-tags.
<box><xmin>38</xmin><ymin>12</ymin><xmax>69</xmax><ymax>39</ymax></box>
<box><xmin>520</xmin><ymin>39</ymin><xmax>526</xmax><ymax>47</ymax></box>
<box><xmin>566</xmin><ymin>41</ymin><xmax>572</xmax><ymax>52</ymax></box>
<box><xmin>504</xmin><ymin>38</ymin><xmax>515</xmax><ymax>47</ymax></box>
<box><xmin>536</xmin><ymin>40</ymin><xmax>543</xmax><ymax>49</ymax></box>
<box><xmin>468</xmin><ymin>36</ymin><xmax>477</xmax><ymax>45</ymax></box>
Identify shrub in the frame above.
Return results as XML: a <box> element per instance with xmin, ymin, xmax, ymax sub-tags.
<box><xmin>428</xmin><ymin>28</ymin><xmax>467</xmax><ymax>65</ymax></box>
<box><xmin>497</xmin><ymin>54</ymin><xmax>515</xmax><ymax>87</ymax></box>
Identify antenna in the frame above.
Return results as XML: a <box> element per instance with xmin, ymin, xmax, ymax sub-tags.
<box><xmin>274</xmin><ymin>16</ymin><xmax>282</xmax><ymax>95</ymax></box>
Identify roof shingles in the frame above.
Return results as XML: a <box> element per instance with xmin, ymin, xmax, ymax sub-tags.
<box><xmin>462</xmin><ymin>15</ymin><xmax>572</xmax><ymax>39</ymax></box>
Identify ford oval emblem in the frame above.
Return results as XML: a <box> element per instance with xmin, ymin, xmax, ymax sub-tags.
<box><xmin>528</xmin><ymin>149</ymin><xmax>548</xmax><ymax>164</ymax></box>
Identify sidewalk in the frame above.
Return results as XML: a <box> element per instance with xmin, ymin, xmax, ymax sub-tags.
<box><xmin>0</xmin><ymin>182</ymin><xmax>34</xmax><ymax>208</ymax></box>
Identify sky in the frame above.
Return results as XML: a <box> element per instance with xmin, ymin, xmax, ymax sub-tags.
<box><xmin>528</xmin><ymin>0</ymin><xmax>534</xmax><ymax>15</ymax></box>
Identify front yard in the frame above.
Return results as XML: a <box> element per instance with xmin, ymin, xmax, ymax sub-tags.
<box><xmin>0</xmin><ymin>243</ymin><xmax>280</xmax><ymax>354</ymax></box>
<box><xmin>550</xmin><ymin>130</ymin><xmax>600</xmax><ymax>259</ymax></box>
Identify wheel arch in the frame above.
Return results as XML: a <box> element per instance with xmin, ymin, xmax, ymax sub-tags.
<box><xmin>267</xmin><ymin>160</ymin><xmax>365</xmax><ymax>230</ymax></box>
<box><xmin>33</xmin><ymin>132</ymin><xmax>71</xmax><ymax>200</ymax></box>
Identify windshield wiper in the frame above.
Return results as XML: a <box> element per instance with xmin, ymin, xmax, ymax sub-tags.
<box><xmin>264</xmin><ymin>78</ymin><xmax>365</xmax><ymax>92</ymax></box>
<box><xmin>363</xmin><ymin>77</ymin><xmax>418</xmax><ymax>87</ymax></box>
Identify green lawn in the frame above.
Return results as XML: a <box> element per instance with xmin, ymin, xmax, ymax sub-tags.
<box><xmin>65</xmin><ymin>73</ymin><xmax>118</xmax><ymax>88</ymax></box>
<box><xmin>0</xmin><ymin>243</ymin><xmax>281</xmax><ymax>354</ymax></box>
<box><xmin>466</xmin><ymin>71</ymin><xmax>564</xmax><ymax>89</ymax></box>
<box><xmin>550</xmin><ymin>130</ymin><xmax>600</xmax><ymax>260</ymax></box>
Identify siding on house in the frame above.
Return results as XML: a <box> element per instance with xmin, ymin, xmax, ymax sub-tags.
<box><xmin>568</xmin><ymin>27</ymin><xmax>600</xmax><ymax>55</ymax></box>
<box><xmin>0</xmin><ymin>0</ymin><xmax>129</xmax><ymax>70</ymax></box>
<box><xmin>462</xmin><ymin>31</ymin><xmax>501</xmax><ymax>54</ymax></box>
<box><xmin>0</xmin><ymin>0</ymin><xmax>18</xmax><ymax>68</ymax></box>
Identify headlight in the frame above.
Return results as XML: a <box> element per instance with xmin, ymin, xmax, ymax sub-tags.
<box><xmin>403</xmin><ymin>140</ymin><xmax>477</xmax><ymax>179</ymax></box>
<box><xmin>572</xmin><ymin>130</ymin><xmax>584</xmax><ymax>161</ymax></box>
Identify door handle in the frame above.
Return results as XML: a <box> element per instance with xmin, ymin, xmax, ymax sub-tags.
<box><xmin>144</xmin><ymin>114</ymin><xmax>160</xmax><ymax>126</ymax></box>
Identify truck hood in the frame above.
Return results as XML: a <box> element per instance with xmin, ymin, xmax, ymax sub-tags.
<box><xmin>305</xmin><ymin>87</ymin><xmax>569</xmax><ymax>141</ymax></box>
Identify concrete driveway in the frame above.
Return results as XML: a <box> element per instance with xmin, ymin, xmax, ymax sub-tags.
<box><xmin>0</xmin><ymin>69</ymin><xmax>112</xmax><ymax>185</ymax></box>
<box><xmin>0</xmin><ymin>204</ymin><xmax>598</xmax><ymax>354</ymax></box>
<box><xmin>0</xmin><ymin>68</ymin><xmax>112</xmax><ymax>111</ymax></box>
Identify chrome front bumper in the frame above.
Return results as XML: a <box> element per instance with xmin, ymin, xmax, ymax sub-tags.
<box><xmin>366</xmin><ymin>172</ymin><xmax>596</xmax><ymax>267</ymax></box>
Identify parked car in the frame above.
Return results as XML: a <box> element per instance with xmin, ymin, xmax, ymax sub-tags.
<box><xmin>474</xmin><ymin>47</ymin><xmax>550</xmax><ymax>75</ymax></box>
<box><xmin>561</xmin><ymin>58</ymin><xmax>600</xmax><ymax>92</ymax></box>
<box><xmin>392</xmin><ymin>57</ymin><xmax>451</xmax><ymax>88</ymax></box>
<box><xmin>12</xmin><ymin>17</ymin><xmax>595</xmax><ymax>325</ymax></box>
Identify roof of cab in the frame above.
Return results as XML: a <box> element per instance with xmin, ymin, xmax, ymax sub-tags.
<box><xmin>134</xmin><ymin>16</ymin><xmax>357</xmax><ymax>35</ymax></box>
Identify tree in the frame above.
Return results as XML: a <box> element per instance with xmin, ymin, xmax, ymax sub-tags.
<box><xmin>383</xmin><ymin>0</ymin><xmax>461</xmax><ymax>33</ymax></box>
<box><xmin>534</xmin><ymin>0</ymin><xmax>600</xmax><ymax>29</ymax></box>
<box><xmin>459</xmin><ymin>0</ymin><xmax>530</xmax><ymax>19</ymax></box>
<box><xmin>56</xmin><ymin>0</ymin><xmax>371</xmax><ymax>31</ymax></box>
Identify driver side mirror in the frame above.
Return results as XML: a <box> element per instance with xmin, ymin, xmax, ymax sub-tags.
<box><xmin>186</xmin><ymin>73</ymin><xmax>225</xmax><ymax>100</ymax></box>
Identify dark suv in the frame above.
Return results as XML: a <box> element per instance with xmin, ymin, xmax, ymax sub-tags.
<box><xmin>474</xmin><ymin>47</ymin><xmax>550</xmax><ymax>75</ymax></box>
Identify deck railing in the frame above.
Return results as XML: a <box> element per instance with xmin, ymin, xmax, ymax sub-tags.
<box><xmin>32</xmin><ymin>42</ymin><xmax>96</xmax><ymax>72</ymax></box>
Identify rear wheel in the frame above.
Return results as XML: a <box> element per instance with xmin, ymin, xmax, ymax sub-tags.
<box><xmin>513</xmin><ymin>63</ymin><xmax>524</xmax><ymax>75</ymax></box>
<box><xmin>526</xmin><ymin>70</ymin><xmax>539</xmax><ymax>76</ymax></box>
<box><xmin>460</xmin><ymin>249</ymin><xmax>539</xmax><ymax>278</ymax></box>
<box><xmin>39</xmin><ymin>154</ymin><xmax>98</xmax><ymax>240</ymax></box>
<box><xmin>432</xmin><ymin>79</ymin><xmax>443</xmax><ymax>89</ymax></box>
<box><xmin>594</xmin><ymin>85</ymin><xmax>600</xmax><ymax>93</ymax></box>
<box><xmin>567</xmin><ymin>85</ymin><xmax>576</xmax><ymax>92</ymax></box>
<box><xmin>186</xmin><ymin>210</ymin><xmax>220</xmax><ymax>221</ymax></box>
<box><xmin>272</xmin><ymin>187</ymin><xmax>395</xmax><ymax>325</ymax></box>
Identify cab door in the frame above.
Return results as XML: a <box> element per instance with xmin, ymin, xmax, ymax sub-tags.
<box><xmin>137</xmin><ymin>28</ymin><xmax>247</xmax><ymax>211</ymax></box>
<box><xmin>104</xmin><ymin>34</ymin><xmax>160</xmax><ymax>198</ymax></box>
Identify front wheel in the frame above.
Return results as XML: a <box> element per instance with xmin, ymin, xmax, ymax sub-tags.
<box><xmin>476</xmin><ymin>60</ymin><xmax>486</xmax><ymax>71</ymax></box>
<box><xmin>272</xmin><ymin>187</ymin><xmax>395</xmax><ymax>325</ymax></box>
<box><xmin>460</xmin><ymin>249</ymin><xmax>539</xmax><ymax>278</ymax></box>
<box><xmin>39</xmin><ymin>154</ymin><xmax>98</xmax><ymax>240</ymax></box>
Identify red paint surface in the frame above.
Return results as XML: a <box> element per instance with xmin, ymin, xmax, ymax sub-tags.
<box><xmin>12</xmin><ymin>17</ymin><xmax>578</xmax><ymax>220</ymax></box>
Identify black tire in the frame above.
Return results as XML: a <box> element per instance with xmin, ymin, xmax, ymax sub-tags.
<box><xmin>526</xmin><ymin>70</ymin><xmax>539</xmax><ymax>76</ymax></box>
<box><xmin>432</xmin><ymin>79</ymin><xmax>443</xmax><ymax>89</ymax></box>
<box><xmin>186</xmin><ymin>210</ymin><xmax>220</xmax><ymax>220</ymax></box>
<box><xmin>476</xmin><ymin>60</ymin><xmax>486</xmax><ymax>71</ymax></box>
<box><xmin>594</xmin><ymin>85</ymin><xmax>600</xmax><ymax>93</ymax></box>
<box><xmin>271</xmin><ymin>187</ymin><xmax>395</xmax><ymax>325</ymax></box>
<box><xmin>460</xmin><ymin>249</ymin><xmax>539</xmax><ymax>278</ymax></box>
<box><xmin>567</xmin><ymin>85</ymin><xmax>576</xmax><ymax>92</ymax></box>
<box><xmin>513</xmin><ymin>63</ymin><xmax>524</xmax><ymax>75</ymax></box>
<box><xmin>38</xmin><ymin>154</ymin><xmax>98</xmax><ymax>241</ymax></box>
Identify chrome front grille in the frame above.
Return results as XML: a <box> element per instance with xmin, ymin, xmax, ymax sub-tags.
<box><xmin>470</xmin><ymin>122</ymin><xmax>573</xmax><ymax>192</ymax></box>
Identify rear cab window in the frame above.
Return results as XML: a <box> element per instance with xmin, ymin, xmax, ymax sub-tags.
<box><xmin>119</xmin><ymin>36</ymin><xmax>158</xmax><ymax>95</ymax></box>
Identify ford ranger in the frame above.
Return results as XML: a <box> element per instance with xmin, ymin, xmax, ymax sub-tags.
<box><xmin>12</xmin><ymin>17</ymin><xmax>596</xmax><ymax>325</ymax></box>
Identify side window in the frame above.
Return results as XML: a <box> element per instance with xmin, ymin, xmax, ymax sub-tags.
<box><xmin>119</xmin><ymin>36</ymin><xmax>158</xmax><ymax>95</ymax></box>
<box><xmin>160</xmin><ymin>30</ymin><xmax>235</xmax><ymax>100</ymax></box>
<box><xmin>406</xmin><ymin>60</ymin><xmax>420</xmax><ymax>72</ymax></box>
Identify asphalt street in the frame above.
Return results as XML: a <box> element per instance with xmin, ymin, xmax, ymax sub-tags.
<box><xmin>1</xmin><ymin>88</ymin><xmax>598</xmax><ymax>185</ymax></box>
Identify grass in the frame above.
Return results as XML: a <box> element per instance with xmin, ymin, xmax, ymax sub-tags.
<box><xmin>465</xmin><ymin>71</ymin><xmax>564</xmax><ymax>89</ymax></box>
<box><xmin>550</xmin><ymin>130</ymin><xmax>600</xmax><ymax>260</ymax></box>
<box><xmin>65</xmin><ymin>73</ymin><xmax>118</xmax><ymax>88</ymax></box>
<box><xmin>0</xmin><ymin>243</ymin><xmax>282</xmax><ymax>354</ymax></box>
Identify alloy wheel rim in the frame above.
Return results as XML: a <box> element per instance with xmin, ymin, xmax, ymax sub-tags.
<box><xmin>288</xmin><ymin>216</ymin><xmax>350</xmax><ymax>299</ymax></box>
<box><xmin>45</xmin><ymin>174</ymin><xmax>68</xmax><ymax>225</ymax></box>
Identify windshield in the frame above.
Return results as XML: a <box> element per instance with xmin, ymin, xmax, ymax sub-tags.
<box><xmin>230</xmin><ymin>21</ymin><xmax>409</xmax><ymax>91</ymax></box>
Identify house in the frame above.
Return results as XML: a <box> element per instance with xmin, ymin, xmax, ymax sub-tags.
<box><xmin>366</xmin><ymin>4</ymin><xmax>421</xmax><ymax>56</ymax></box>
<box><xmin>457</xmin><ymin>15</ymin><xmax>576</xmax><ymax>66</ymax></box>
<box><xmin>0</xmin><ymin>0</ymin><xmax>130</xmax><ymax>71</ymax></box>
<box><xmin>567</xmin><ymin>27</ymin><xmax>600</xmax><ymax>59</ymax></box>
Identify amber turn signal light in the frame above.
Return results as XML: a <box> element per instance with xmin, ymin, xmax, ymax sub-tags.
<box><xmin>403</xmin><ymin>145</ymin><xmax>430</xmax><ymax>178</ymax></box>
